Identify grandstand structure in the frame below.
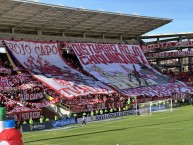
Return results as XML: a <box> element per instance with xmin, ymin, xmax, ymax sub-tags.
<box><xmin>0</xmin><ymin>0</ymin><xmax>191</xmax><ymax>73</ymax></box>
<box><xmin>0</xmin><ymin>0</ymin><xmax>193</xmax><ymax>127</ymax></box>
<box><xmin>141</xmin><ymin>32</ymin><xmax>193</xmax><ymax>72</ymax></box>
<box><xmin>0</xmin><ymin>0</ymin><xmax>171</xmax><ymax>44</ymax></box>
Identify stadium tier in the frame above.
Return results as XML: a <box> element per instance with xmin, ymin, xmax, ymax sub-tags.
<box><xmin>1</xmin><ymin>39</ymin><xmax>193</xmax><ymax>119</ymax></box>
<box><xmin>0</xmin><ymin>0</ymin><xmax>192</xmax><ymax>140</ymax></box>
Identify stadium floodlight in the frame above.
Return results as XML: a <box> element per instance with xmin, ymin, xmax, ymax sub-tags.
<box><xmin>79</xmin><ymin>6</ymin><xmax>85</xmax><ymax>9</ymax></box>
<box><xmin>132</xmin><ymin>13</ymin><xmax>139</xmax><ymax>15</ymax></box>
<box><xmin>58</xmin><ymin>3</ymin><xmax>64</xmax><ymax>6</ymax></box>
<box><xmin>27</xmin><ymin>0</ymin><xmax>40</xmax><ymax>2</ymax></box>
<box><xmin>117</xmin><ymin>11</ymin><xmax>122</xmax><ymax>14</ymax></box>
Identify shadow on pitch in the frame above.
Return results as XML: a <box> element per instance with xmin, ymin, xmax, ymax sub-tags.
<box><xmin>25</xmin><ymin>118</ymin><xmax>192</xmax><ymax>143</ymax></box>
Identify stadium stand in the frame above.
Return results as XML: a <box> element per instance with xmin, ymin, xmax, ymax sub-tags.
<box><xmin>0</xmin><ymin>0</ymin><xmax>192</xmax><ymax>134</ymax></box>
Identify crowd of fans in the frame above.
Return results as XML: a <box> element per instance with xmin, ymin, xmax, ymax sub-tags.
<box><xmin>163</xmin><ymin>70</ymin><xmax>193</xmax><ymax>87</ymax></box>
<box><xmin>0</xmin><ymin>54</ymin><xmax>62</xmax><ymax>123</ymax></box>
<box><xmin>63</xmin><ymin>50</ymin><xmax>98</xmax><ymax>81</ymax></box>
<box><xmin>1</xmin><ymin>45</ymin><xmax>193</xmax><ymax>124</ymax></box>
<box><xmin>150</xmin><ymin>63</ymin><xmax>193</xmax><ymax>87</ymax></box>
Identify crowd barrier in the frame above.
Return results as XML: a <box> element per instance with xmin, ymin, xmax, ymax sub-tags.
<box><xmin>21</xmin><ymin>117</ymin><xmax>77</xmax><ymax>132</ymax></box>
<box><xmin>20</xmin><ymin>106</ymin><xmax>172</xmax><ymax>132</ymax></box>
<box><xmin>21</xmin><ymin>122</ymin><xmax>52</xmax><ymax>132</ymax></box>
<box><xmin>52</xmin><ymin>118</ymin><xmax>76</xmax><ymax>128</ymax></box>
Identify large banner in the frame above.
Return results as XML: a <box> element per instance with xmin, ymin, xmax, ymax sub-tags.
<box><xmin>70</xmin><ymin>43</ymin><xmax>171</xmax><ymax>90</ymax></box>
<box><xmin>121</xmin><ymin>83</ymin><xmax>188</xmax><ymax>97</ymax></box>
<box><xmin>4</xmin><ymin>40</ymin><xmax>114</xmax><ymax>98</ymax></box>
<box><xmin>19</xmin><ymin>92</ymin><xmax>44</xmax><ymax>101</ymax></box>
<box><xmin>14</xmin><ymin>111</ymin><xmax>41</xmax><ymax>122</ymax></box>
<box><xmin>141</xmin><ymin>41</ymin><xmax>193</xmax><ymax>52</ymax></box>
<box><xmin>146</xmin><ymin>50</ymin><xmax>193</xmax><ymax>58</ymax></box>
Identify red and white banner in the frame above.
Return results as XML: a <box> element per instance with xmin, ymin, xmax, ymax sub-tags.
<box><xmin>19</xmin><ymin>92</ymin><xmax>44</xmax><ymax>101</ymax></box>
<box><xmin>70</xmin><ymin>43</ymin><xmax>170</xmax><ymax>90</ymax></box>
<box><xmin>8</xmin><ymin>106</ymin><xmax>39</xmax><ymax>114</ymax></box>
<box><xmin>141</xmin><ymin>41</ymin><xmax>193</xmax><ymax>52</ymax></box>
<box><xmin>18</xmin><ymin>111</ymin><xmax>41</xmax><ymax>121</ymax></box>
<box><xmin>137</xmin><ymin>96</ymin><xmax>171</xmax><ymax>103</ymax></box>
<box><xmin>26</xmin><ymin>99</ymin><xmax>58</xmax><ymax>108</ymax></box>
<box><xmin>146</xmin><ymin>50</ymin><xmax>193</xmax><ymax>58</ymax></box>
<box><xmin>4</xmin><ymin>40</ymin><xmax>114</xmax><ymax>98</ymax></box>
<box><xmin>11</xmin><ymin>108</ymin><xmax>41</xmax><ymax>121</ymax></box>
<box><xmin>7</xmin><ymin>106</ymin><xmax>41</xmax><ymax>121</ymax></box>
<box><xmin>172</xmin><ymin>93</ymin><xmax>186</xmax><ymax>100</ymax></box>
<box><xmin>121</xmin><ymin>82</ymin><xmax>189</xmax><ymax>97</ymax></box>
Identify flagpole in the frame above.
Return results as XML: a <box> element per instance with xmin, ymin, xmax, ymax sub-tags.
<box><xmin>136</xmin><ymin>97</ymin><xmax>138</xmax><ymax>116</ymax></box>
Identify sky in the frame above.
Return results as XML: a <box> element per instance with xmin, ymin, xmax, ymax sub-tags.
<box><xmin>38</xmin><ymin>0</ymin><xmax>193</xmax><ymax>35</ymax></box>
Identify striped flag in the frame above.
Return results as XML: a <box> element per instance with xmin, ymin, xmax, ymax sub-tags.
<box><xmin>0</xmin><ymin>107</ymin><xmax>6</xmax><ymax>133</ymax></box>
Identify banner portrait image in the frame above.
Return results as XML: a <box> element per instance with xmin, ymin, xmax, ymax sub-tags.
<box><xmin>4</xmin><ymin>40</ymin><xmax>114</xmax><ymax>98</ymax></box>
<box><xmin>70</xmin><ymin>43</ymin><xmax>170</xmax><ymax>90</ymax></box>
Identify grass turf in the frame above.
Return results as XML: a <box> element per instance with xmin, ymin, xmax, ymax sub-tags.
<box><xmin>23</xmin><ymin>106</ymin><xmax>193</xmax><ymax>145</ymax></box>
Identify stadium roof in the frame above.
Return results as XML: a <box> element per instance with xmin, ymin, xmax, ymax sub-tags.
<box><xmin>0</xmin><ymin>0</ymin><xmax>172</xmax><ymax>39</ymax></box>
<box><xmin>141</xmin><ymin>32</ymin><xmax>193</xmax><ymax>39</ymax></box>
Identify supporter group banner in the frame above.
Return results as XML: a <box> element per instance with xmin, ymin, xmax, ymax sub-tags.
<box><xmin>70</xmin><ymin>43</ymin><xmax>170</xmax><ymax>90</ymax></box>
<box><xmin>4</xmin><ymin>40</ymin><xmax>114</xmax><ymax>97</ymax></box>
<box><xmin>121</xmin><ymin>83</ymin><xmax>189</xmax><ymax>97</ymax></box>
<box><xmin>14</xmin><ymin>111</ymin><xmax>41</xmax><ymax>122</ymax></box>
<box><xmin>146</xmin><ymin>50</ymin><xmax>193</xmax><ymax>58</ymax></box>
<box><xmin>141</xmin><ymin>41</ymin><xmax>193</xmax><ymax>52</ymax></box>
<box><xmin>19</xmin><ymin>92</ymin><xmax>44</xmax><ymax>101</ymax></box>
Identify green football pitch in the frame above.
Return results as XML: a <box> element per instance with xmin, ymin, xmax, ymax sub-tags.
<box><xmin>23</xmin><ymin>106</ymin><xmax>193</xmax><ymax>145</ymax></box>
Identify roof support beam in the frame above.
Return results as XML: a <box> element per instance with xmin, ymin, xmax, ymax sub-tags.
<box><xmin>53</xmin><ymin>9</ymin><xmax>79</xmax><ymax>24</ymax></box>
<box><xmin>105</xmin><ymin>18</ymin><xmax>140</xmax><ymax>34</ymax></box>
<box><xmin>14</xmin><ymin>7</ymin><xmax>54</xmax><ymax>28</ymax></box>
<box><xmin>102</xmin><ymin>33</ymin><xmax>105</xmax><ymax>39</ymax></box>
<box><xmin>0</xmin><ymin>2</ymin><xmax>26</xmax><ymax>18</ymax></box>
<box><xmin>120</xmin><ymin>35</ymin><xmax>123</xmax><ymax>41</ymax></box>
<box><xmin>83</xmin><ymin>33</ymin><xmax>86</xmax><ymax>38</ymax></box>
<box><xmin>65</xmin><ymin>13</ymin><xmax>102</xmax><ymax>31</ymax></box>
<box><xmin>62</xmin><ymin>32</ymin><xmax>65</xmax><ymax>37</ymax></box>
<box><xmin>11</xmin><ymin>27</ymin><xmax>15</xmax><ymax>34</ymax></box>
<box><xmin>37</xmin><ymin>29</ymin><xmax>42</xmax><ymax>35</ymax></box>
<box><xmin>80</xmin><ymin>15</ymin><xmax>121</xmax><ymax>33</ymax></box>
<box><xmin>38</xmin><ymin>9</ymin><xmax>79</xmax><ymax>30</ymax></box>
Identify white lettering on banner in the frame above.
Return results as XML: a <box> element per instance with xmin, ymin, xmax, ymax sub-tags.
<box><xmin>4</xmin><ymin>40</ymin><xmax>114</xmax><ymax>98</ymax></box>
<box><xmin>21</xmin><ymin>111</ymin><xmax>41</xmax><ymax>120</ymax></box>
<box><xmin>93</xmin><ymin>110</ymin><xmax>136</xmax><ymax>121</ymax></box>
<box><xmin>142</xmin><ymin>41</ymin><xmax>193</xmax><ymax>52</ymax></box>
<box><xmin>29</xmin><ymin>100</ymin><xmax>57</xmax><ymax>108</ymax></box>
<box><xmin>172</xmin><ymin>93</ymin><xmax>186</xmax><ymax>100</ymax></box>
<box><xmin>146</xmin><ymin>50</ymin><xmax>193</xmax><ymax>58</ymax></box>
<box><xmin>70</xmin><ymin>42</ymin><xmax>171</xmax><ymax>90</ymax></box>
<box><xmin>5</xmin><ymin>41</ymin><xmax>58</xmax><ymax>56</ymax></box>
<box><xmin>71</xmin><ymin>43</ymin><xmax>148</xmax><ymax>65</ymax></box>
<box><xmin>77</xmin><ymin>110</ymin><xmax>137</xmax><ymax>123</ymax></box>
<box><xmin>19</xmin><ymin>93</ymin><xmax>44</xmax><ymax>101</ymax></box>
<box><xmin>121</xmin><ymin>83</ymin><xmax>188</xmax><ymax>97</ymax></box>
